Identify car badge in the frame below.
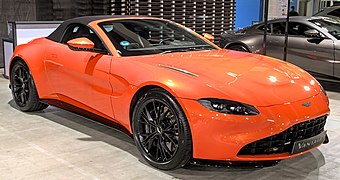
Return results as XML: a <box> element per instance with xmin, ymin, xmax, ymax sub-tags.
<box><xmin>302</xmin><ymin>102</ymin><xmax>311</xmax><ymax>107</ymax></box>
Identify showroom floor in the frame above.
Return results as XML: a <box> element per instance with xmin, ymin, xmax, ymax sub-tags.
<box><xmin>0</xmin><ymin>69</ymin><xmax>340</xmax><ymax>180</ymax></box>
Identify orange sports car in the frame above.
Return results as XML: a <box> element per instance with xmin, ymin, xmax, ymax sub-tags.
<box><xmin>9</xmin><ymin>16</ymin><xmax>330</xmax><ymax>170</ymax></box>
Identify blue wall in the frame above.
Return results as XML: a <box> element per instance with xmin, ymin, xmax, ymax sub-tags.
<box><xmin>235</xmin><ymin>0</ymin><xmax>262</xmax><ymax>30</ymax></box>
<box><xmin>234</xmin><ymin>0</ymin><xmax>298</xmax><ymax>30</ymax></box>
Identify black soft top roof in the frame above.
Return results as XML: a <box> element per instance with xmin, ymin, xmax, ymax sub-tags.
<box><xmin>47</xmin><ymin>15</ymin><xmax>137</xmax><ymax>42</ymax></box>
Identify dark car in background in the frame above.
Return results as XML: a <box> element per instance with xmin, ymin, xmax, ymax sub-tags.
<box><xmin>219</xmin><ymin>16</ymin><xmax>340</xmax><ymax>80</ymax></box>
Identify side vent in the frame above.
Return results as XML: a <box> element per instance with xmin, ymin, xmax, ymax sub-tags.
<box><xmin>158</xmin><ymin>64</ymin><xmax>198</xmax><ymax>77</ymax></box>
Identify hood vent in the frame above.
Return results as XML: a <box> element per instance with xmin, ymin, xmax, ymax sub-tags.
<box><xmin>158</xmin><ymin>64</ymin><xmax>198</xmax><ymax>77</ymax></box>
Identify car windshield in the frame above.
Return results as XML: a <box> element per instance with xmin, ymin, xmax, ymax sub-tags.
<box><xmin>309</xmin><ymin>18</ymin><xmax>340</xmax><ymax>40</ymax></box>
<box><xmin>99</xmin><ymin>19</ymin><xmax>215</xmax><ymax>56</ymax></box>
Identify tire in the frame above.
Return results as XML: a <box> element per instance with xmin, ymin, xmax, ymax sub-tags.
<box><xmin>10</xmin><ymin>60</ymin><xmax>48</xmax><ymax>112</ymax></box>
<box><xmin>228</xmin><ymin>44</ymin><xmax>249</xmax><ymax>52</ymax></box>
<box><xmin>132</xmin><ymin>88</ymin><xmax>192</xmax><ymax>170</ymax></box>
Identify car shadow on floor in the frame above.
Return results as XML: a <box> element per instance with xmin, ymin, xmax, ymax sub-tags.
<box><xmin>8</xmin><ymin>100</ymin><xmax>325</xmax><ymax>179</ymax></box>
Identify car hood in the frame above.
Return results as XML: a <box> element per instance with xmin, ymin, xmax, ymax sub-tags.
<box><xmin>133</xmin><ymin>49</ymin><xmax>320</xmax><ymax>107</ymax></box>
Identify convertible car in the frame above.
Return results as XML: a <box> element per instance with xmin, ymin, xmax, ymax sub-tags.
<box><xmin>220</xmin><ymin>16</ymin><xmax>340</xmax><ymax>81</ymax></box>
<box><xmin>9</xmin><ymin>16</ymin><xmax>329</xmax><ymax>170</ymax></box>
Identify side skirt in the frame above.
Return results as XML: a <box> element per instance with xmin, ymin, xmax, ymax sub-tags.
<box><xmin>41</xmin><ymin>99</ymin><xmax>132</xmax><ymax>137</ymax></box>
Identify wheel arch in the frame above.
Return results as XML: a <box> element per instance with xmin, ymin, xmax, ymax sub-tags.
<box><xmin>128</xmin><ymin>83</ymin><xmax>191</xmax><ymax>133</ymax></box>
<box><xmin>225</xmin><ymin>42</ymin><xmax>251</xmax><ymax>52</ymax></box>
<box><xmin>9</xmin><ymin>56</ymin><xmax>28</xmax><ymax>77</ymax></box>
<box><xmin>129</xmin><ymin>84</ymin><xmax>178</xmax><ymax>126</ymax></box>
<box><xmin>129</xmin><ymin>85</ymin><xmax>160</xmax><ymax>125</ymax></box>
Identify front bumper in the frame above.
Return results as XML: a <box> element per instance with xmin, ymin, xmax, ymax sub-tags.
<box><xmin>179</xmin><ymin>92</ymin><xmax>330</xmax><ymax>161</ymax></box>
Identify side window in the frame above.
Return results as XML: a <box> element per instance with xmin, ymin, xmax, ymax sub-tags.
<box><xmin>272</xmin><ymin>22</ymin><xmax>285</xmax><ymax>35</ymax></box>
<box><xmin>328</xmin><ymin>9</ymin><xmax>340</xmax><ymax>17</ymax></box>
<box><xmin>288</xmin><ymin>22</ymin><xmax>312</xmax><ymax>36</ymax></box>
<box><xmin>272</xmin><ymin>22</ymin><xmax>313</xmax><ymax>36</ymax></box>
<box><xmin>61</xmin><ymin>24</ymin><xmax>83</xmax><ymax>43</ymax></box>
<box><xmin>257</xmin><ymin>24</ymin><xmax>272</xmax><ymax>33</ymax></box>
<box><xmin>61</xmin><ymin>24</ymin><xmax>105</xmax><ymax>50</ymax></box>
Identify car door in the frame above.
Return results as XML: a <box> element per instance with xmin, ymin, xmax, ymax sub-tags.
<box><xmin>333</xmin><ymin>41</ymin><xmax>340</xmax><ymax>78</ymax></box>
<box><xmin>44</xmin><ymin>23</ymin><xmax>114</xmax><ymax>118</ymax></box>
<box><xmin>265</xmin><ymin>22</ymin><xmax>286</xmax><ymax>59</ymax></box>
<box><xmin>266</xmin><ymin>21</ymin><xmax>334</xmax><ymax>76</ymax></box>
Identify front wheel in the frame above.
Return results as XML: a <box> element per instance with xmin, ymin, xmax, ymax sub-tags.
<box><xmin>132</xmin><ymin>88</ymin><xmax>192</xmax><ymax>170</ymax></box>
<box><xmin>10</xmin><ymin>61</ymin><xmax>48</xmax><ymax>112</ymax></box>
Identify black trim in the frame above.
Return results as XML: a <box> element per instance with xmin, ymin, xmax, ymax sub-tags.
<box><xmin>41</xmin><ymin>99</ymin><xmax>132</xmax><ymax>137</ymax></box>
<box><xmin>238</xmin><ymin>115</ymin><xmax>327</xmax><ymax>155</ymax></box>
<box><xmin>191</xmin><ymin>159</ymin><xmax>280</xmax><ymax>168</ymax></box>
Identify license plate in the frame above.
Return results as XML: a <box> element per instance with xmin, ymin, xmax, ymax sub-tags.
<box><xmin>291</xmin><ymin>131</ymin><xmax>327</xmax><ymax>154</ymax></box>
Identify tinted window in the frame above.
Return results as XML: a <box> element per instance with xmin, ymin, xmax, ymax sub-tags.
<box><xmin>288</xmin><ymin>22</ymin><xmax>313</xmax><ymax>36</ymax></box>
<box><xmin>310</xmin><ymin>18</ymin><xmax>340</xmax><ymax>40</ymax></box>
<box><xmin>328</xmin><ymin>9</ymin><xmax>340</xmax><ymax>17</ymax></box>
<box><xmin>99</xmin><ymin>19</ymin><xmax>215</xmax><ymax>56</ymax></box>
<box><xmin>272</xmin><ymin>22</ymin><xmax>285</xmax><ymax>35</ymax></box>
<box><xmin>272</xmin><ymin>22</ymin><xmax>312</xmax><ymax>36</ymax></box>
<box><xmin>257</xmin><ymin>24</ymin><xmax>272</xmax><ymax>33</ymax></box>
<box><xmin>61</xmin><ymin>24</ymin><xmax>105</xmax><ymax>50</ymax></box>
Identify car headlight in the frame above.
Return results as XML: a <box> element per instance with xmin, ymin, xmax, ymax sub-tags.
<box><xmin>198</xmin><ymin>98</ymin><xmax>259</xmax><ymax>115</ymax></box>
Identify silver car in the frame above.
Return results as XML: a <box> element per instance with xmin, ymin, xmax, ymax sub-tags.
<box><xmin>220</xmin><ymin>16</ymin><xmax>340</xmax><ymax>79</ymax></box>
<box><xmin>314</xmin><ymin>6</ymin><xmax>340</xmax><ymax>19</ymax></box>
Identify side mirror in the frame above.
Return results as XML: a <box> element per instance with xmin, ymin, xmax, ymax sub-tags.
<box><xmin>67</xmin><ymin>37</ymin><xmax>94</xmax><ymax>50</ymax></box>
<box><xmin>203</xmin><ymin>33</ymin><xmax>215</xmax><ymax>42</ymax></box>
<box><xmin>304</xmin><ymin>29</ymin><xmax>320</xmax><ymax>38</ymax></box>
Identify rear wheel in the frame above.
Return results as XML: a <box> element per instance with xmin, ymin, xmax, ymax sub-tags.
<box><xmin>228</xmin><ymin>44</ymin><xmax>249</xmax><ymax>52</ymax></box>
<box><xmin>132</xmin><ymin>88</ymin><xmax>192</xmax><ymax>170</ymax></box>
<box><xmin>10</xmin><ymin>61</ymin><xmax>48</xmax><ymax>112</ymax></box>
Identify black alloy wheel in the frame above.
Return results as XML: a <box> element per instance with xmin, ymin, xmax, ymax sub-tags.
<box><xmin>132</xmin><ymin>88</ymin><xmax>192</xmax><ymax>170</ymax></box>
<box><xmin>10</xmin><ymin>61</ymin><xmax>48</xmax><ymax>112</ymax></box>
<box><xmin>12</xmin><ymin>65</ymin><xmax>30</xmax><ymax>107</ymax></box>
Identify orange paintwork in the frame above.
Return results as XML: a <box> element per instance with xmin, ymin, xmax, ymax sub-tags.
<box><xmin>10</xmin><ymin>17</ymin><xmax>330</xmax><ymax>162</ymax></box>
<box><xmin>67</xmin><ymin>37</ymin><xmax>95</xmax><ymax>49</ymax></box>
<box><xmin>203</xmin><ymin>33</ymin><xmax>215</xmax><ymax>42</ymax></box>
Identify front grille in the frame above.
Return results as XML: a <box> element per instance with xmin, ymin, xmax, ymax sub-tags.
<box><xmin>238</xmin><ymin>115</ymin><xmax>327</xmax><ymax>155</ymax></box>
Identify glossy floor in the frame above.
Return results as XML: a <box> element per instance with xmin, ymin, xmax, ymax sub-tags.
<box><xmin>0</xmin><ymin>69</ymin><xmax>340</xmax><ymax>179</ymax></box>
